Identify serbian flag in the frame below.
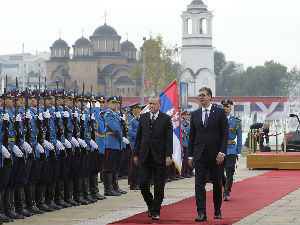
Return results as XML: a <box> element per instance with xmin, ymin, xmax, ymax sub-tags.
<box><xmin>159</xmin><ymin>80</ymin><xmax>182</xmax><ymax>172</ymax></box>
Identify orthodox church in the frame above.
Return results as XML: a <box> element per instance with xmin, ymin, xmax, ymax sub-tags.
<box><xmin>46</xmin><ymin>23</ymin><xmax>140</xmax><ymax>96</ymax></box>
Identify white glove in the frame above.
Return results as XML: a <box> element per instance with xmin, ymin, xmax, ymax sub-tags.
<box><xmin>77</xmin><ymin>138</ymin><xmax>87</xmax><ymax>148</ymax></box>
<box><xmin>72</xmin><ymin>111</ymin><xmax>79</xmax><ymax>118</ymax></box>
<box><xmin>80</xmin><ymin>114</ymin><xmax>85</xmax><ymax>121</ymax></box>
<box><xmin>63</xmin><ymin>139</ymin><xmax>72</xmax><ymax>148</ymax></box>
<box><xmin>3</xmin><ymin>113</ymin><xmax>9</xmax><ymax>121</ymax></box>
<box><xmin>35</xmin><ymin>143</ymin><xmax>45</xmax><ymax>153</ymax></box>
<box><xmin>95</xmin><ymin>101</ymin><xmax>100</xmax><ymax>108</ymax></box>
<box><xmin>237</xmin><ymin>154</ymin><xmax>241</xmax><ymax>159</ymax></box>
<box><xmin>63</xmin><ymin>111</ymin><xmax>70</xmax><ymax>118</ymax></box>
<box><xmin>43</xmin><ymin>110</ymin><xmax>51</xmax><ymax>119</ymax></box>
<box><xmin>42</xmin><ymin>140</ymin><xmax>54</xmax><ymax>150</ymax></box>
<box><xmin>54</xmin><ymin>111</ymin><xmax>61</xmax><ymax>118</ymax></box>
<box><xmin>25</xmin><ymin>110</ymin><xmax>32</xmax><ymax>119</ymax></box>
<box><xmin>56</xmin><ymin>141</ymin><xmax>65</xmax><ymax>151</ymax></box>
<box><xmin>12</xmin><ymin>145</ymin><xmax>23</xmax><ymax>157</ymax></box>
<box><xmin>22</xmin><ymin>141</ymin><xmax>32</xmax><ymax>154</ymax></box>
<box><xmin>86</xmin><ymin>102</ymin><xmax>91</xmax><ymax>109</ymax></box>
<box><xmin>70</xmin><ymin>137</ymin><xmax>79</xmax><ymax>147</ymax></box>
<box><xmin>15</xmin><ymin>114</ymin><xmax>22</xmax><ymax>122</ymax></box>
<box><xmin>1</xmin><ymin>145</ymin><xmax>11</xmax><ymax>158</ymax></box>
<box><xmin>122</xmin><ymin>137</ymin><xmax>129</xmax><ymax>144</ymax></box>
<box><xmin>38</xmin><ymin>112</ymin><xmax>44</xmax><ymax>121</ymax></box>
<box><xmin>121</xmin><ymin>114</ymin><xmax>126</xmax><ymax>121</ymax></box>
<box><xmin>90</xmin><ymin>140</ymin><xmax>98</xmax><ymax>149</ymax></box>
<box><xmin>90</xmin><ymin>114</ymin><xmax>95</xmax><ymax>120</ymax></box>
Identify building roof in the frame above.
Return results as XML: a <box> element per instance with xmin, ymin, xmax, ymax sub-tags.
<box><xmin>51</xmin><ymin>38</ymin><xmax>69</xmax><ymax>48</ymax></box>
<box><xmin>92</xmin><ymin>24</ymin><xmax>119</xmax><ymax>37</ymax></box>
<box><xmin>121</xmin><ymin>40</ymin><xmax>136</xmax><ymax>51</ymax></box>
<box><xmin>74</xmin><ymin>37</ymin><xmax>92</xmax><ymax>46</ymax></box>
<box><xmin>190</xmin><ymin>0</ymin><xmax>204</xmax><ymax>5</ymax></box>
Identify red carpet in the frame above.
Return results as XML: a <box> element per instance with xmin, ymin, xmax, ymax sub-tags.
<box><xmin>111</xmin><ymin>170</ymin><xmax>300</xmax><ymax>225</ymax></box>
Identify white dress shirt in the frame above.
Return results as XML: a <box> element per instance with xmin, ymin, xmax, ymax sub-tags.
<box><xmin>150</xmin><ymin>111</ymin><xmax>159</xmax><ymax>121</ymax></box>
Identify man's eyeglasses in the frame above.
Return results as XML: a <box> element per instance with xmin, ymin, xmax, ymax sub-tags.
<box><xmin>197</xmin><ymin>93</ymin><xmax>208</xmax><ymax>98</ymax></box>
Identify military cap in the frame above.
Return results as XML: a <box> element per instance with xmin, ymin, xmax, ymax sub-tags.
<box><xmin>129</xmin><ymin>102</ymin><xmax>141</xmax><ymax>108</ymax></box>
<box><xmin>31</xmin><ymin>89</ymin><xmax>39</xmax><ymax>97</ymax></box>
<box><xmin>221</xmin><ymin>99</ymin><xmax>233</xmax><ymax>106</ymax></box>
<box><xmin>76</xmin><ymin>94</ymin><xmax>83</xmax><ymax>101</ymax></box>
<box><xmin>57</xmin><ymin>89</ymin><xmax>65</xmax><ymax>97</ymax></box>
<box><xmin>141</xmin><ymin>104</ymin><xmax>147</xmax><ymax>110</ymax></box>
<box><xmin>95</xmin><ymin>95</ymin><xmax>105</xmax><ymax>102</ymax></box>
<box><xmin>66</xmin><ymin>91</ymin><xmax>75</xmax><ymax>99</ymax></box>
<box><xmin>107</xmin><ymin>96</ymin><xmax>119</xmax><ymax>103</ymax></box>
<box><xmin>181</xmin><ymin>110</ymin><xmax>189</xmax><ymax>115</ymax></box>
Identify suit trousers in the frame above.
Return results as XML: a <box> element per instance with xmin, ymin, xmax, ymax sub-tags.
<box><xmin>194</xmin><ymin>148</ymin><xmax>223</xmax><ymax>214</ymax></box>
<box><xmin>139</xmin><ymin>151</ymin><xmax>166</xmax><ymax>214</ymax></box>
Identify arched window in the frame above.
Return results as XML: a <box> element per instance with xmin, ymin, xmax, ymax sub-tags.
<box><xmin>200</xmin><ymin>18</ymin><xmax>207</xmax><ymax>34</ymax></box>
<box><xmin>112</xmin><ymin>39</ymin><xmax>115</xmax><ymax>51</ymax></box>
<box><xmin>97</xmin><ymin>40</ymin><xmax>100</xmax><ymax>50</ymax></box>
<box><xmin>187</xmin><ymin>18</ymin><xmax>192</xmax><ymax>34</ymax></box>
<box><xmin>104</xmin><ymin>40</ymin><xmax>107</xmax><ymax>51</ymax></box>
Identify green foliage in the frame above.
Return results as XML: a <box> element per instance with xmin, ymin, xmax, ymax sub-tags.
<box><xmin>132</xmin><ymin>34</ymin><xmax>177</xmax><ymax>95</ymax></box>
<box><xmin>28</xmin><ymin>71</ymin><xmax>41</xmax><ymax>77</ymax></box>
<box><xmin>214</xmin><ymin>50</ymin><xmax>226</xmax><ymax>77</ymax></box>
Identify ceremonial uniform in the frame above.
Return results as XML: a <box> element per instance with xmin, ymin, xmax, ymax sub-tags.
<box><xmin>221</xmin><ymin>99</ymin><xmax>242</xmax><ymax>201</ymax></box>
<box><xmin>181</xmin><ymin>111</ymin><xmax>191</xmax><ymax>178</ymax></box>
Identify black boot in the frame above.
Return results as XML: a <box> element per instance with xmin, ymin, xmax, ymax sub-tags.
<box><xmin>15</xmin><ymin>185</ymin><xmax>34</xmax><ymax>217</ymax></box>
<box><xmin>103</xmin><ymin>173</ymin><xmax>121</xmax><ymax>196</ymax></box>
<box><xmin>26</xmin><ymin>186</ymin><xmax>44</xmax><ymax>214</ymax></box>
<box><xmin>82</xmin><ymin>177</ymin><xmax>96</xmax><ymax>203</ymax></box>
<box><xmin>112</xmin><ymin>173</ymin><xmax>127</xmax><ymax>194</ymax></box>
<box><xmin>55</xmin><ymin>181</ymin><xmax>72</xmax><ymax>208</ymax></box>
<box><xmin>36</xmin><ymin>185</ymin><xmax>53</xmax><ymax>212</ymax></box>
<box><xmin>45</xmin><ymin>182</ymin><xmax>62</xmax><ymax>210</ymax></box>
<box><xmin>64</xmin><ymin>180</ymin><xmax>80</xmax><ymax>206</ymax></box>
<box><xmin>73</xmin><ymin>178</ymin><xmax>89</xmax><ymax>205</ymax></box>
<box><xmin>223</xmin><ymin>175</ymin><xmax>233</xmax><ymax>201</ymax></box>
<box><xmin>90</xmin><ymin>174</ymin><xmax>106</xmax><ymax>200</ymax></box>
<box><xmin>3</xmin><ymin>188</ymin><xmax>25</xmax><ymax>219</ymax></box>
<box><xmin>0</xmin><ymin>189</ymin><xmax>13</xmax><ymax>223</ymax></box>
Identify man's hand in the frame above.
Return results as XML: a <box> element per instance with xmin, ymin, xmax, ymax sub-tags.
<box><xmin>216</xmin><ymin>153</ymin><xmax>225</xmax><ymax>165</ymax></box>
<box><xmin>166</xmin><ymin>157</ymin><xmax>172</xmax><ymax>167</ymax></box>
<box><xmin>188</xmin><ymin>159</ymin><xmax>194</xmax><ymax>169</ymax></box>
<box><xmin>134</xmin><ymin>156</ymin><xmax>139</xmax><ymax>166</ymax></box>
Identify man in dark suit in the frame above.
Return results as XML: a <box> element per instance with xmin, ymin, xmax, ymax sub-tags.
<box><xmin>134</xmin><ymin>96</ymin><xmax>173</xmax><ymax>220</ymax></box>
<box><xmin>188</xmin><ymin>87</ymin><xmax>228</xmax><ymax>222</ymax></box>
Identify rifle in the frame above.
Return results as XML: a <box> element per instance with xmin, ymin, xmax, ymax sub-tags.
<box><xmin>24</xmin><ymin>86</ymin><xmax>35</xmax><ymax>160</ymax></box>
<box><xmin>62</xmin><ymin>79</ymin><xmax>73</xmax><ymax>156</ymax></box>
<box><xmin>89</xmin><ymin>86</ymin><xmax>97</xmax><ymax>153</ymax></box>
<box><xmin>2</xmin><ymin>75</ymin><xmax>12</xmax><ymax>165</ymax></box>
<box><xmin>14</xmin><ymin>77</ymin><xmax>26</xmax><ymax>163</ymax></box>
<box><xmin>72</xmin><ymin>81</ymin><xmax>81</xmax><ymax>154</ymax></box>
<box><xmin>55</xmin><ymin>80</ymin><xmax>65</xmax><ymax>157</ymax></box>
<box><xmin>79</xmin><ymin>83</ymin><xmax>87</xmax><ymax>154</ymax></box>
<box><xmin>43</xmin><ymin>78</ymin><xmax>56</xmax><ymax>159</ymax></box>
<box><xmin>36</xmin><ymin>77</ymin><xmax>46</xmax><ymax>160</ymax></box>
<box><xmin>119</xmin><ymin>96</ymin><xmax>131</xmax><ymax>151</ymax></box>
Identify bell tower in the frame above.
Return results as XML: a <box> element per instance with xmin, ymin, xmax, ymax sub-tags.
<box><xmin>181</xmin><ymin>0</ymin><xmax>216</xmax><ymax>97</ymax></box>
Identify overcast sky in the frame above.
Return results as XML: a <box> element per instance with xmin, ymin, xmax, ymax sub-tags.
<box><xmin>0</xmin><ymin>0</ymin><xmax>299</xmax><ymax>70</ymax></box>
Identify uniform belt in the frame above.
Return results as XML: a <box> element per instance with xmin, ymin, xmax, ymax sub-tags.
<box><xmin>107</xmin><ymin>132</ymin><xmax>116</xmax><ymax>135</ymax></box>
<box><xmin>96</xmin><ymin>133</ymin><xmax>106</xmax><ymax>138</ymax></box>
<box><xmin>228</xmin><ymin>140</ymin><xmax>236</xmax><ymax>144</ymax></box>
<box><xmin>128</xmin><ymin>136</ymin><xmax>133</xmax><ymax>139</ymax></box>
<box><xmin>8</xmin><ymin>138</ymin><xmax>15</xmax><ymax>142</ymax></box>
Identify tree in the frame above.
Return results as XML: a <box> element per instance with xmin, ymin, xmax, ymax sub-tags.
<box><xmin>232</xmin><ymin>61</ymin><xmax>288</xmax><ymax>96</ymax></box>
<box><xmin>132</xmin><ymin>34</ymin><xmax>177</xmax><ymax>95</ymax></box>
<box><xmin>282</xmin><ymin>67</ymin><xmax>300</xmax><ymax>97</ymax></box>
<box><xmin>214</xmin><ymin>50</ymin><xmax>226</xmax><ymax>77</ymax></box>
<box><xmin>28</xmin><ymin>71</ymin><xmax>41</xmax><ymax>77</ymax></box>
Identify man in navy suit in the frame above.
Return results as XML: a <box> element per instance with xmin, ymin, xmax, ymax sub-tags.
<box><xmin>188</xmin><ymin>87</ymin><xmax>228</xmax><ymax>222</ymax></box>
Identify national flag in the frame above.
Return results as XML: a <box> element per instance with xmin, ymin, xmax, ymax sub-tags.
<box><xmin>146</xmin><ymin>79</ymin><xmax>151</xmax><ymax>88</ymax></box>
<box><xmin>159</xmin><ymin>80</ymin><xmax>182</xmax><ymax>172</ymax></box>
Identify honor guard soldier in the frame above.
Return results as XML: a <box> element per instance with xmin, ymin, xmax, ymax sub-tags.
<box><xmin>119</xmin><ymin>105</ymin><xmax>129</xmax><ymax>180</ymax></box>
<box><xmin>221</xmin><ymin>99</ymin><xmax>242</xmax><ymax>201</ymax></box>
<box><xmin>127</xmin><ymin>102</ymin><xmax>141</xmax><ymax>190</ymax></box>
<box><xmin>181</xmin><ymin>110</ymin><xmax>191</xmax><ymax>178</ymax></box>
<box><xmin>103</xmin><ymin>96</ymin><xmax>129</xmax><ymax>196</ymax></box>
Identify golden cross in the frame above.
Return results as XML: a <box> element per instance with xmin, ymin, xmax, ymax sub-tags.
<box><xmin>59</xmin><ymin>30</ymin><xmax>62</xmax><ymax>39</ymax></box>
<box><xmin>125</xmin><ymin>32</ymin><xmax>129</xmax><ymax>40</ymax></box>
<box><xmin>104</xmin><ymin>12</ymin><xmax>108</xmax><ymax>24</ymax></box>
<box><xmin>81</xmin><ymin>28</ymin><xmax>84</xmax><ymax>37</ymax></box>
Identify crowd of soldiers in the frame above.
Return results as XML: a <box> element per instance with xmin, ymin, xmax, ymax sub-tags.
<box><xmin>0</xmin><ymin>84</ymin><xmax>193</xmax><ymax>224</ymax></box>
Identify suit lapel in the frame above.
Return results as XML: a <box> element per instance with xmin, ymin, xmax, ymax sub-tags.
<box><xmin>206</xmin><ymin>104</ymin><xmax>215</xmax><ymax>129</ymax></box>
<box><xmin>198</xmin><ymin>107</ymin><xmax>205</xmax><ymax>129</ymax></box>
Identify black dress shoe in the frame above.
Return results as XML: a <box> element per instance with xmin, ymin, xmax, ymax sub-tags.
<box><xmin>195</xmin><ymin>213</ymin><xmax>207</xmax><ymax>222</ymax></box>
<box><xmin>214</xmin><ymin>212</ymin><xmax>222</xmax><ymax>219</ymax></box>
<box><xmin>147</xmin><ymin>207</ymin><xmax>152</xmax><ymax>217</ymax></box>
<box><xmin>223</xmin><ymin>194</ymin><xmax>230</xmax><ymax>201</ymax></box>
<box><xmin>130</xmin><ymin>185</ymin><xmax>140</xmax><ymax>190</ymax></box>
<box><xmin>152</xmin><ymin>213</ymin><xmax>159</xmax><ymax>220</ymax></box>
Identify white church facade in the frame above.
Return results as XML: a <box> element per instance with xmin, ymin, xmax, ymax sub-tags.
<box><xmin>181</xmin><ymin>0</ymin><xmax>216</xmax><ymax>97</ymax></box>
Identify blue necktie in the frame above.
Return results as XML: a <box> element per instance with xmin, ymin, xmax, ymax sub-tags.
<box><xmin>204</xmin><ymin>109</ymin><xmax>208</xmax><ymax>128</ymax></box>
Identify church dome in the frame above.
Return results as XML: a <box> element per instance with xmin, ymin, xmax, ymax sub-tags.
<box><xmin>190</xmin><ymin>0</ymin><xmax>204</xmax><ymax>4</ymax></box>
<box><xmin>74</xmin><ymin>37</ymin><xmax>92</xmax><ymax>46</ymax></box>
<box><xmin>121</xmin><ymin>40</ymin><xmax>136</xmax><ymax>51</ymax></box>
<box><xmin>92</xmin><ymin>24</ymin><xmax>119</xmax><ymax>37</ymax></box>
<box><xmin>51</xmin><ymin>38</ymin><xmax>69</xmax><ymax>48</ymax></box>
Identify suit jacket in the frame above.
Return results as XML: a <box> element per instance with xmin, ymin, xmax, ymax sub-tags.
<box><xmin>134</xmin><ymin>111</ymin><xmax>173</xmax><ymax>165</ymax></box>
<box><xmin>188</xmin><ymin>104</ymin><xmax>228</xmax><ymax>160</ymax></box>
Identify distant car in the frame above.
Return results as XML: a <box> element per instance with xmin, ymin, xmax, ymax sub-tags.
<box><xmin>281</xmin><ymin>114</ymin><xmax>300</xmax><ymax>152</ymax></box>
